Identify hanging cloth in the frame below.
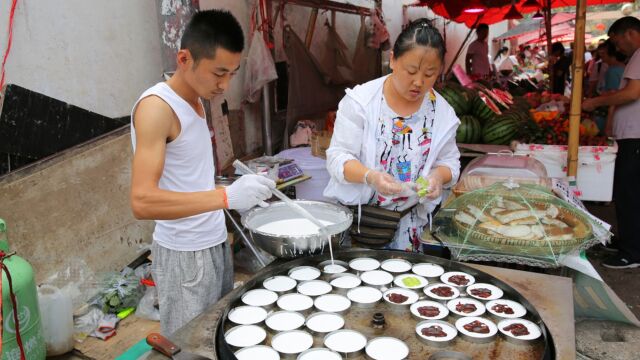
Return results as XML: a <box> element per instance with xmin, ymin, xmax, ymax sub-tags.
<box><xmin>319</xmin><ymin>20</ymin><xmax>354</xmax><ymax>86</ymax></box>
<box><xmin>352</xmin><ymin>16</ymin><xmax>380</xmax><ymax>84</ymax></box>
<box><xmin>243</xmin><ymin>31</ymin><xmax>278</xmax><ymax>103</ymax></box>
<box><xmin>282</xmin><ymin>25</ymin><xmax>344</xmax><ymax>148</ymax></box>
<box><xmin>367</xmin><ymin>8</ymin><xmax>390</xmax><ymax>51</ymax></box>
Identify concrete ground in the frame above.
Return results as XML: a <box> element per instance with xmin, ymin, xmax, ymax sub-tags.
<box><xmin>585</xmin><ymin>202</ymin><xmax>640</xmax><ymax>319</ymax></box>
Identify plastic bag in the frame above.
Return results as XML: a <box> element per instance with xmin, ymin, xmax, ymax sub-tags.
<box><xmin>74</xmin><ymin>307</ymin><xmax>104</xmax><ymax>342</ymax></box>
<box><xmin>92</xmin><ymin>272</ymin><xmax>144</xmax><ymax>314</ymax></box>
<box><xmin>244</xmin><ymin>31</ymin><xmax>278</xmax><ymax>103</ymax></box>
<box><xmin>135</xmin><ymin>285</ymin><xmax>160</xmax><ymax>321</ymax></box>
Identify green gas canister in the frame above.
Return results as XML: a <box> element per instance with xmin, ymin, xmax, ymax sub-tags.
<box><xmin>0</xmin><ymin>218</ymin><xmax>46</xmax><ymax>359</ymax></box>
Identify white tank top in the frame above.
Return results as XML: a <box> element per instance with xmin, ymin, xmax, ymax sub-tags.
<box><xmin>131</xmin><ymin>82</ymin><xmax>226</xmax><ymax>251</ymax></box>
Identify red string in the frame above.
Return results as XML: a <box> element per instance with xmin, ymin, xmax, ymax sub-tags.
<box><xmin>0</xmin><ymin>0</ymin><xmax>19</xmax><ymax>90</ymax></box>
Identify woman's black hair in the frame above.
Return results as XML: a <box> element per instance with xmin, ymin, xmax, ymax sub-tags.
<box><xmin>551</xmin><ymin>42</ymin><xmax>565</xmax><ymax>56</ymax></box>
<box><xmin>494</xmin><ymin>46</ymin><xmax>509</xmax><ymax>62</ymax></box>
<box><xmin>393</xmin><ymin>18</ymin><xmax>446</xmax><ymax>62</ymax></box>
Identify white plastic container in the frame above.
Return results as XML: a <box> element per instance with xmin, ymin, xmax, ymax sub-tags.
<box><xmin>515</xmin><ymin>143</ymin><xmax>617</xmax><ymax>201</ymax></box>
<box><xmin>38</xmin><ymin>285</ymin><xmax>74</xmax><ymax>355</ymax></box>
<box><xmin>277</xmin><ymin>147</ymin><xmax>330</xmax><ymax>202</ymax></box>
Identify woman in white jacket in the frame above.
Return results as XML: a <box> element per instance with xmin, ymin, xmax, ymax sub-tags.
<box><xmin>324</xmin><ymin>19</ymin><xmax>461</xmax><ymax>252</ymax></box>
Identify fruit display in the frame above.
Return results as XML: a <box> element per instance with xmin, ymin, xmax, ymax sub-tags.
<box><xmin>456</xmin><ymin>115</ymin><xmax>481</xmax><ymax>144</ymax></box>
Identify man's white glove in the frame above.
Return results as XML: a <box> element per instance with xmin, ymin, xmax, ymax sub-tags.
<box><xmin>224</xmin><ymin>174</ymin><xmax>276</xmax><ymax>210</ymax></box>
<box><xmin>365</xmin><ymin>170</ymin><xmax>404</xmax><ymax>196</ymax></box>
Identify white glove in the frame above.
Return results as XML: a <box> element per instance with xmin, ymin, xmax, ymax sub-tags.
<box><xmin>422</xmin><ymin>174</ymin><xmax>443</xmax><ymax>201</ymax></box>
<box><xmin>225</xmin><ymin>174</ymin><xmax>276</xmax><ymax>210</ymax></box>
<box><xmin>365</xmin><ymin>170</ymin><xmax>404</xmax><ymax>196</ymax></box>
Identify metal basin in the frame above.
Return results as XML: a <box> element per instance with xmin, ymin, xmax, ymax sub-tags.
<box><xmin>241</xmin><ymin>200</ymin><xmax>353</xmax><ymax>259</ymax></box>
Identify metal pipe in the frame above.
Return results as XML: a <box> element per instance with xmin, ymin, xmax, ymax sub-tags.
<box><xmin>262</xmin><ymin>86</ymin><xmax>273</xmax><ymax>155</ymax></box>
<box><xmin>305</xmin><ymin>8</ymin><xmax>319</xmax><ymax>48</ymax></box>
<box><xmin>224</xmin><ymin>209</ymin><xmax>268</xmax><ymax>267</ymax></box>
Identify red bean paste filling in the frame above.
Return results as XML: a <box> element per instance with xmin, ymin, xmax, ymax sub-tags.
<box><xmin>421</xmin><ymin>325</ymin><xmax>448</xmax><ymax>338</ymax></box>
<box><xmin>463</xmin><ymin>320</ymin><xmax>490</xmax><ymax>334</ymax></box>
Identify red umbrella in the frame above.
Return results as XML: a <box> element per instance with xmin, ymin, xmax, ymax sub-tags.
<box><xmin>418</xmin><ymin>0</ymin><xmax>632</xmax><ymax>27</ymax></box>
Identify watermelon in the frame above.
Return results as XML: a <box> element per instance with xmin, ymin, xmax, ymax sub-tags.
<box><xmin>456</xmin><ymin>115</ymin><xmax>482</xmax><ymax>144</ymax></box>
<box><xmin>482</xmin><ymin>116</ymin><xmax>521</xmax><ymax>145</ymax></box>
<box><xmin>472</xmin><ymin>95</ymin><xmax>497</xmax><ymax>124</ymax></box>
<box><xmin>438</xmin><ymin>86</ymin><xmax>472</xmax><ymax>116</ymax></box>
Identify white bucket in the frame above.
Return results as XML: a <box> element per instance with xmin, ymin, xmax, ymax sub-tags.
<box><xmin>514</xmin><ymin>143</ymin><xmax>617</xmax><ymax>202</ymax></box>
<box><xmin>277</xmin><ymin>147</ymin><xmax>330</xmax><ymax>202</ymax></box>
<box><xmin>38</xmin><ymin>285</ymin><xmax>74</xmax><ymax>355</ymax></box>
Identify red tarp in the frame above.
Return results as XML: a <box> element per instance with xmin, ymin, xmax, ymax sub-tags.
<box><xmin>419</xmin><ymin>0</ymin><xmax>632</xmax><ymax>27</ymax></box>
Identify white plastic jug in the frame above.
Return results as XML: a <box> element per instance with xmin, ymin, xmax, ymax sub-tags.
<box><xmin>38</xmin><ymin>284</ymin><xmax>74</xmax><ymax>355</ymax></box>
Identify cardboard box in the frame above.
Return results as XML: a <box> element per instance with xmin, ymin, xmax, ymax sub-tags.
<box><xmin>311</xmin><ymin>131</ymin><xmax>332</xmax><ymax>159</ymax></box>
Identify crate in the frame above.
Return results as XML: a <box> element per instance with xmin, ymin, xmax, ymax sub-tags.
<box><xmin>514</xmin><ymin>143</ymin><xmax>618</xmax><ymax>202</ymax></box>
<box><xmin>310</xmin><ymin>131</ymin><xmax>332</xmax><ymax>159</ymax></box>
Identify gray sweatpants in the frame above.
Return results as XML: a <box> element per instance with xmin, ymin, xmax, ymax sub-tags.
<box><xmin>151</xmin><ymin>241</ymin><xmax>233</xmax><ymax>336</ymax></box>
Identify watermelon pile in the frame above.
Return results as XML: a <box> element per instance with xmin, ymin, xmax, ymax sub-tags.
<box><xmin>437</xmin><ymin>81</ymin><xmax>531</xmax><ymax>145</ymax></box>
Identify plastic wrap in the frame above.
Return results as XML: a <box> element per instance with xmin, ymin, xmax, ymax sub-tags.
<box><xmin>92</xmin><ymin>271</ymin><xmax>144</xmax><ymax>314</ymax></box>
<box><xmin>432</xmin><ymin>181</ymin><xmax>610</xmax><ymax>267</ymax></box>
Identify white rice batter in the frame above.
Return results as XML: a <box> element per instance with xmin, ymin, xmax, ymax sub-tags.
<box><xmin>299</xmin><ymin>348</ymin><xmax>342</xmax><ymax>360</ymax></box>
<box><xmin>365</xmin><ymin>337</ymin><xmax>409</xmax><ymax>360</ymax></box>
<box><xmin>325</xmin><ymin>330</ymin><xmax>367</xmax><ymax>353</ymax></box>
<box><xmin>381</xmin><ymin>259</ymin><xmax>412</xmax><ymax>273</ymax></box>
<box><xmin>228</xmin><ymin>306</ymin><xmax>267</xmax><ymax>325</ymax></box>
<box><xmin>257</xmin><ymin>218</ymin><xmax>333</xmax><ymax>236</ymax></box>
<box><xmin>263</xmin><ymin>275</ymin><xmax>297</xmax><ymax>292</ymax></box>
<box><xmin>331</xmin><ymin>275</ymin><xmax>361</xmax><ymax>289</ymax></box>
<box><xmin>234</xmin><ymin>346</ymin><xmax>279</xmax><ymax>360</ymax></box>
<box><xmin>266</xmin><ymin>311</ymin><xmax>305</xmax><ymax>331</ymax></box>
<box><xmin>271</xmin><ymin>330</ymin><xmax>313</xmax><ymax>354</ymax></box>
<box><xmin>306</xmin><ymin>312</ymin><xmax>344</xmax><ymax>333</ymax></box>
<box><xmin>225</xmin><ymin>325</ymin><xmax>266</xmax><ymax>347</ymax></box>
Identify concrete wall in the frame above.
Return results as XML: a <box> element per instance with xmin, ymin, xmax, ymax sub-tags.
<box><xmin>0</xmin><ymin>0</ymin><xmax>164</xmax><ymax>118</ymax></box>
<box><xmin>0</xmin><ymin>128</ymin><xmax>153</xmax><ymax>283</ymax></box>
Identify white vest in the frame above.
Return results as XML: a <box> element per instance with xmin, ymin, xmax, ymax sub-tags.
<box><xmin>131</xmin><ymin>82</ymin><xmax>226</xmax><ymax>251</ymax></box>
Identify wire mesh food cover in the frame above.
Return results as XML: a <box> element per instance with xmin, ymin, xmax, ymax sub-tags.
<box><xmin>432</xmin><ymin>181</ymin><xmax>609</xmax><ymax>267</ymax></box>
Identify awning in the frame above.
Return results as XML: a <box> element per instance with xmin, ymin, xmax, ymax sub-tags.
<box><xmin>494</xmin><ymin>12</ymin><xmax>575</xmax><ymax>41</ymax></box>
<box><xmin>417</xmin><ymin>0</ymin><xmax>633</xmax><ymax>27</ymax></box>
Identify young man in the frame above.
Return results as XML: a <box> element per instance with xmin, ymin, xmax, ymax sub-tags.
<box><xmin>583</xmin><ymin>16</ymin><xmax>640</xmax><ymax>269</ymax></box>
<box><xmin>466</xmin><ymin>24</ymin><xmax>492</xmax><ymax>78</ymax></box>
<box><xmin>130</xmin><ymin>10</ymin><xmax>275</xmax><ymax>334</ymax></box>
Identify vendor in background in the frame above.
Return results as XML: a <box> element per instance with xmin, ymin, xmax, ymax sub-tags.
<box><xmin>492</xmin><ymin>47</ymin><xmax>510</xmax><ymax>73</ymax></box>
<box><xmin>600</xmin><ymin>39</ymin><xmax>627</xmax><ymax>93</ymax></box>
<box><xmin>130</xmin><ymin>10</ymin><xmax>275</xmax><ymax>335</ymax></box>
<box><xmin>549</xmin><ymin>42</ymin><xmax>571</xmax><ymax>94</ymax></box>
<box><xmin>586</xmin><ymin>44</ymin><xmax>607</xmax><ymax>97</ymax></box>
<box><xmin>582</xmin><ymin>16</ymin><xmax>640</xmax><ymax>269</ymax></box>
<box><xmin>466</xmin><ymin>23</ymin><xmax>492</xmax><ymax>79</ymax></box>
<box><xmin>324</xmin><ymin>19</ymin><xmax>461</xmax><ymax>252</ymax></box>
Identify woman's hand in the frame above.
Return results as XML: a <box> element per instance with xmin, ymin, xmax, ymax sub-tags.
<box><xmin>365</xmin><ymin>170</ymin><xmax>404</xmax><ymax>196</ymax></box>
<box><xmin>422</xmin><ymin>174</ymin><xmax>443</xmax><ymax>200</ymax></box>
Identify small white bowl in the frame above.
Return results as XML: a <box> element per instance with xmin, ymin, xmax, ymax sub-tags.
<box><xmin>424</xmin><ymin>283</ymin><xmax>460</xmax><ymax>302</ymax></box>
<box><xmin>228</xmin><ymin>305</ymin><xmax>268</xmax><ymax>325</ymax></box>
<box><xmin>324</xmin><ymin>329</ymin><xmax>367</xmax><ymax>357</ymax></box>
<box><xmin>349</xmin><ymin>257</ymin><xmax>381</xmax><ymax>272</ymax></box>
<box><xmin>305</xmin><ymin>312</ymin><xmax>345</xmax><ymax>335</ymax></box>
<box><xmin>296</xmin><ymin>347</ymin><xmax>341</xmax><ymax>360</ymax></box>
<box><xmin>271</xmin><ymin>330</ymin><xmax>314</xmax><ymax>357</ymax></box>
<box><xmin>288</xmin><ymin>266</ymin><xmax>321</xmax><ymax>281</ymax></box>
<box><xmin>486</xmin><ymin>299</ymin><xmax>527</xmax><ymax>319</ymax></box>
<box><xmin>446</xmin><ymin>298</ymin><xmax>486</xmax><ymax>318</ymax></box>
<box><xmin>347</xmin><ymin>286</ymin><xmax>383</xmax><ymax>308</ymax></box>
<box><xmin>383</xmin><ymin>287</ymin><xmax>419</xmax><ymax>308</ymax></box>
<box><xmin>241</xmin><ymin>289</ymin><xmax>278</xmax><ymax>308</ymax></box>
<box><xmin>263</xmin><ymin>276</ymin><xmax>297</xmax><ymax>294</ymax></box>
<box><xmin>297</xmin><ymin>280</ymin><xmax>332</xmax><ymax>297</ymax></box>
<box><xmin>235</xmin><ymin>345</ymin><xmax>280</xmax><ymax>360</ymax></box>
<box><xmin>412</xmin><ymin>263</ymin><xmax>445</xmax><ymax>279</ymax></box>
<box><xmin>225</xmin><ymin>324</ymin><xmax>267</xmax><ymax>349</ymax></box>
<box><xmin>465</xmin><ymin>283</ymin><xmax>504</xmax><ymax>301</ymax></box>
<box><xmin>265</xmin><ymin>311</ymin><xmax>306</xmax><ymax>332</ymax></box>
<box><xmin>410</xmin><ymin>300</ymin><xmax>449</xmax><ymax>321</ymax></box>
<box><xmin>319</xmin><ymin>260</ymin><xmax>349</xmax><ymax>276</ymax></box>
<box><xmin>360</xmin><ymin>270</ymin><xmax>394</xmax><ymax>289</ymax></box>
<box><xmin>415</xmin><ymin>320</ymin><xmax>458</xmax><ymax>347</ymax></box>
<box><xmin>455</xmin><ymin>316</ymin><xmax>498</xmax><ymax>343</ymax></box>
<box><xmin>329</xmin><ymin>273</ymin><xmax>362</xmax><ymax>294</ymax></box>
<box><xmin>380</xmin><ymin>259</ymin><xmax>413</xmax><ymax>274</ymax></box>
<box><xmin>365</xmin><ymin>337</ymin><xmax>409</xmax><ymax>360</ymax></box>
<box><xmin>277</xmin><ymin>293</ymin><xmax>314</xmax><ymax>313</ymax></box>
<box><xmin>440</xmin><ymin>271</ymin><xmax>475</xmax><ymax>288</ymax></box>
<box><xmin>498</xmin><ymin>318</ymin><xmax>543</xmax><ymax>344</ymax></box>
<box><xmin>314</xmin><ymin>294</ymin><xmax>351</xmax><ymax>314</ymax></box>
<box><xmin>394</xmin><ymin>273</ymin><xmax>428</xmax><ymax>289</ymax></box>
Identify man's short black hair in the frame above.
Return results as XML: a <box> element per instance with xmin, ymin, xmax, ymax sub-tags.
<box><xmin>609</xmin><ymin>16</ymin><xmax>640</xmax><ymax>36</ymax></box>
<box><xmin>180</xmin><ymin>9</ymin><xmax>244</xmax><ymax>62</ymax></box>
<box><xmin>551</xmin><ymin>42</ymin><xmax>565</xmax><ymax>56</ymax></box>
<box><xmin>476</xmin><ymin>23</ymin><xmax>489</xmax><ymax>32</ymax></box>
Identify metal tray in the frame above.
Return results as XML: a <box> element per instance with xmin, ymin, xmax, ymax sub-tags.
<box><xmin>215</xmin><ymin>250</ymin><xmax>555</xmax><ymax>360</ymax></box>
